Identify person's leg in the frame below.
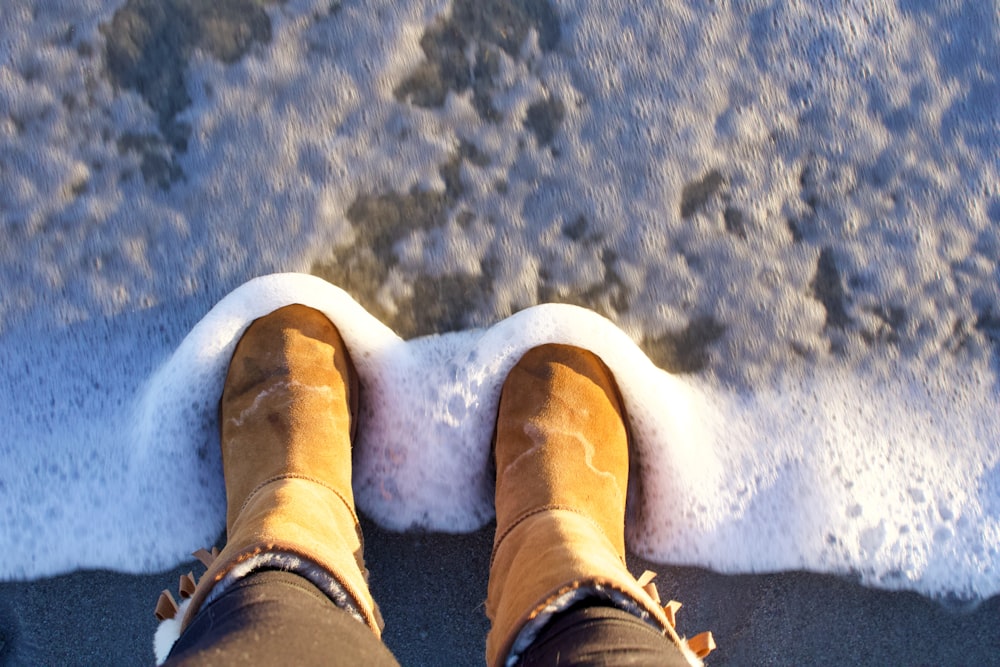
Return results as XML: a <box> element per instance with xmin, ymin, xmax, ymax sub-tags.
<box><xmin>486</xmin><ymin>344</ymin><xmax>714</xmax><ymax>667</ymax></box>
<box><xmin>154</xmin><ymin>305</ymin><xmax>395</xmax><ymax>665</ymax></box>
<box><xmin>163</xmin><ymin>570</ymin><xmax>397</xmax><ymax>666</ymax></box>
<box><xmin>518</xmin><ymin>603</ymin><xmax>690</xmax><ymax>667</ymax></box>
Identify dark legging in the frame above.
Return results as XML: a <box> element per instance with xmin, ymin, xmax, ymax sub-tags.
<box><xmin>520</xmin><ymin>603</ymin><xmax>693</xmax><ymax>667</ymax></box>
<box><xmin>164</xmin><ymin>570</ymin><xmax>688</xmax><ymax>666</ymax></box>
<box><xmin>163</xmin><ymin>570</ymin><xmax>399</xmax><ymax>667</ymax></box>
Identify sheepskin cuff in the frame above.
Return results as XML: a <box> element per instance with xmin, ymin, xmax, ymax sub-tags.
<box><xmin>202</xmin><ymin>550</ymin><xmax>366</xmax><ymax>625</ymax></box>
<box><xmin>505</xmin><ymin>584</ymin><xmax>660</xmax><ymax>666</ymax></box>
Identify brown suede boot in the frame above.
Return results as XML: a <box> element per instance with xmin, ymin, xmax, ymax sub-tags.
<box><xmin>486</xmin><ymin>344</ymin><xmax>713</xmax><ymax>666</ymax></box>
<box><xmin>169</xmin><ymin>304</ymin><xmax>382</xmax><ymax>636</ymax></box>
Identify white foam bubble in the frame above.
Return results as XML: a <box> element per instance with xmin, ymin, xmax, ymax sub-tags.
<box><xmin>103</xmin><ymin>275</ymin><xmax>1000</xmax><ymax>600</ymax></box>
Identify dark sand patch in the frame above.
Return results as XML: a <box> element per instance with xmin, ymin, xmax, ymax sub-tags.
<box><xmin>2</xmin><ymin>519</ymin><xmax>997</xmax><ymax>665</ymax></box>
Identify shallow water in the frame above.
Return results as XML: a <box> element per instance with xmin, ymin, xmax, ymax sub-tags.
<box><xmin>1</xmin><ymin>0</ymin><xmax>997</xmax><ymax>601</ymax></box>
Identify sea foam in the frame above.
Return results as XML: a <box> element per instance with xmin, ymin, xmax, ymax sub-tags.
<box><xmin>1</xmin><ymin>0</ymin><xmax>998</xmax><ymax>605</ymax></box>
<box><xmin>121</xmin><ymin>274</ymin><xmax>1000</xmax><ymax>601</ymax></box>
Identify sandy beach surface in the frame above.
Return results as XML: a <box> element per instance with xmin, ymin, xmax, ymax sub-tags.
<box><xmin>2</xmin><ymin>518</ymin><xmax>998</xmax><ymax>665</ymax></box>
<box><xmin>2</xmin><ymin>0</ymin><xmax>999</xmax><ymax>663</ymax></box>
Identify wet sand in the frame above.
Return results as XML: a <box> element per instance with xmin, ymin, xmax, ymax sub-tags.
<box><xmin>3</xmin><ymin>2</ymin><xmax>998</xmax><ymax>664</ymax></box>
<box><xmin>2</xmin><ymin>516</ymin><xmax>996</xmax><ymax>665</ymax></box>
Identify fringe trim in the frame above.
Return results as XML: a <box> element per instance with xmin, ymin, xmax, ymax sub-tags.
<box><xmin>154</xmin><ymin>597</ymin><xmax>191</xmax><ymax>665</ymax></box>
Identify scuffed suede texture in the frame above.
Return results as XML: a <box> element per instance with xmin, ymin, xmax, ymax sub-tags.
<box><xmin>180</xmin><ymin>305</ymin><xmax>382</xmax><ymax>635</ymax></box>
<box><xmin>487</xmin><ymin>345</ymin><xmax>696</xmax><ymax>666</ymax></box>
<box><xmin>492</xmin><ymin>345</ymin><xmax>630</xmax><ymax>556</ymax></box>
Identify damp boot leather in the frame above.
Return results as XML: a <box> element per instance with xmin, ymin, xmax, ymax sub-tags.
<box><xmin>486</xmin><ymin>344</ymin><xmax>714</xmax><ymax>666</ymax></box>
<box><xmin>157</xmin><ymin>304</ymin><xmax>382</xmax><ymax>636</ymax></box>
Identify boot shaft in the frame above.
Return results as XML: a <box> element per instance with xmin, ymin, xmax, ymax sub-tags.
<box><xmin>172</xmin><ymin>305</ymin><xmax>381</xmax><ymax>640</ymax></box>
<box><xmin>493</xmin><ymin>344</ymin><xmax>630</xmax><ymax>559</ymax></box>
<box><xmin>220</xmin><ymin>305</ymin><xmax>358</xmax><ymax>530</ymax></box>
<box><xmin>488</xmin><ymin>344</ymin><xmax>713</xmax><ymax>666</ymax></box>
